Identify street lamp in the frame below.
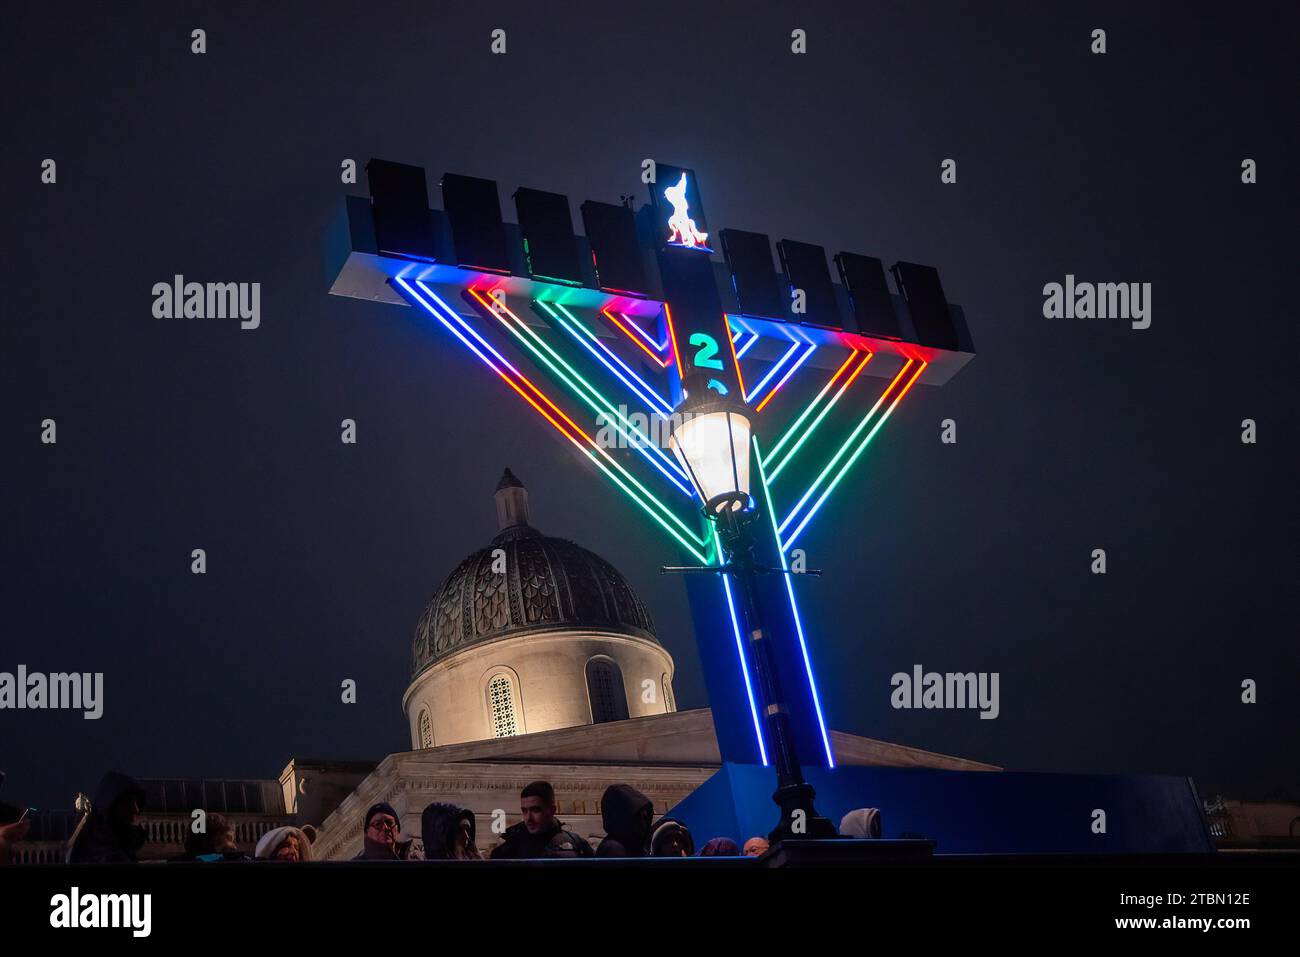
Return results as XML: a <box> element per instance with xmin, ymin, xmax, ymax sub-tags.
<box><xmin>667</xmin><ymin>374</ymin><xmax>838</xmax><ymax>844</ymax></box>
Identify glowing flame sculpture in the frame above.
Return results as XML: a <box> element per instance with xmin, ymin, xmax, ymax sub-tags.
<box><xmin>664</xmin><ymin>172</ymin><xmax>709</xmax><ymax>249</ymax></box>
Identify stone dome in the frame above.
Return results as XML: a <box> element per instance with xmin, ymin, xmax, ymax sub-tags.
<box><xmin>411</xmin><ymin>470</ymin><xmax>658</xmax><ymax>678</ymax></box>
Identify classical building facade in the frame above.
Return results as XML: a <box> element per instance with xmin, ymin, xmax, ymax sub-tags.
<box><xmin>307</xmin><ymin>471</ymin><xmax>996</xmax><ymax>858</ymax></box>
<box><xmin>15</xmin><ymin>470</ymin><xmax>997</xmax><ymax>863</ymax></box>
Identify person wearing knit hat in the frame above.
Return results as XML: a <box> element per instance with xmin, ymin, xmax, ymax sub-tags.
<box><xmin>353</xmin><ymin>802</ymin><xmax>401</xmax><ymax>860</ymax></box>
<box><xmin>255</xmin><ymin>825</ymin><xmax>312</xmax><ymax>862</ymax></box>
<box><xmin>698</xmin><ymin>836</ymin><xmax>741</xmax><ymax>857</ymax></box>
<box><xmin>649</xmin><ymin>817</ymin><xmax>694</xmax><ymax>857</ymax></box>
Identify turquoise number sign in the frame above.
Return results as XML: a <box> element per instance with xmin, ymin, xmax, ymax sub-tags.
<box><xmin>688</xmin><ymin>332</ymin><xmax>724</xmax><ymax>371</ymax></box>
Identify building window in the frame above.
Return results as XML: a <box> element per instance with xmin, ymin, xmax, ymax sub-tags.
<box><xmin>488</xmin><ymin>674</ymin><xmax>518</xmax><ymax>738</ymax></box>
<box><xmin>661</xmin><ymin>673</ymin><xmax>674</xmax><ymax>712</ymax></box>
<box><xmin>417</xmin><ymin>709</ymin><xmax>433</xmax><ymax>749</ymax></box>
<box><xmin>586</xmin><ymin>658</ymin><xmax>628</xmax><ymax>724</ymax></box>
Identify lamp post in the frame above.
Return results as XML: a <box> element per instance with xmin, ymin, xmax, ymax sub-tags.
<box><xmin>667</xmin><ymin>375</ymin><xmax>838</xmax><ymax>844</ymax></box>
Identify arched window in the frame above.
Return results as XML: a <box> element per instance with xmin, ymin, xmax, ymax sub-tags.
<box><xmin>487</xmin><ymin>674</ymin><xmax>518</xmax><ymax>738</ymax></box>
<box><xmin>417</xmin><ymin>709</ymin><xmax>433</xmax><ymax>749</ymax></box>
<box><xmin>586</xmin><ymin>658</ymin><xmax>629</xmax><ymax>724</ymax></box>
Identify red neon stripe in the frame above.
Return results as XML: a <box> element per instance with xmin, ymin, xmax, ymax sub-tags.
<box><xmin>892</xmin><ymin>359</ymin><xmax>927</xmax><ymax>406</ymax></box>
<box><xmin>823</xmin><ymin>350</ymin><xmax>860</xmax><ymax>392</ymax></box>
<box><xmin>663</xmin><ymin>303</ymin><xmax>684</xmax><ymax>378</ymax></box>
<box><xmin>722</xmin><ymin>315</ymin><xmax>747</xmax><ymax>399</ymax></box>
<box><xmin>466</xmin><ymin>290</ymin><xmax>602</xmax><ymax>445</ymax></box>
<box><xmin>874</xmin><ymin>359</ymin><xmax>915</xmax><ymax>407</ymax></box>
<box><xmin>602</xmin><ymin>308</ymin><xmax>670</xmax><ymax>368</ymax></box>
<box><xmin>754</xmin><ymin>343</ymin><xmax>814</xmax><ymax>414</ymax></box>
<box><xmin>841</xmin><ymin>350</ymin><xmax>875</xmax><ymax>392</ymax></box>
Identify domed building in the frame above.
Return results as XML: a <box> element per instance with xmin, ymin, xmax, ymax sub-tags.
<box><xmin>402</xmin><ymin>470</ymin><xmax>676</xmax><ymax>749</ymax></box>
<box><xmin>14</xmin><ymin>469</ymin><xmax>998</xmax><ymax>864</ymax></box>
<box><xmin>279</xmin><ymin>471</ymin><xmax>998</xmax><ymax>860</ymax></box>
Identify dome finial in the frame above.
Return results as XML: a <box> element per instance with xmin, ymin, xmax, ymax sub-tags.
<box><xmin>494</xmin><ymin>468</ymin><xmax>530</xmax><ymax>530</ymax></box>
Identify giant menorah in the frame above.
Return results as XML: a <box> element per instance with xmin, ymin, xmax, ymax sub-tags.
<box><xmin>325</xmin><ymin>159</ymin><xmax>974</xmax><ymax>778</ymax></box>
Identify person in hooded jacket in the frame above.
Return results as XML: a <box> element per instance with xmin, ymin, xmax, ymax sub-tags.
<box><xmin>490</xmin><ymin>781</ymin><xmax>593</xmax><ymax>860</ymax></box>
<box><xmin>421</xmin><ymin>802</ymin><xmax>481</xmax><ymax>860</ymax></box>
<box><xmin>67</xmin><ymin>771</ymin><xmax>147</xmax><ymax>864</ymax></box>
<box><xmin>839</xmin><ymin>807</ymin><xmax>882</xmax><ymax>839</ymax></box>
<box><xmin>594</xmin><ymin>784</ymin><xmax>654</xmax><ymax>858</ymax></box>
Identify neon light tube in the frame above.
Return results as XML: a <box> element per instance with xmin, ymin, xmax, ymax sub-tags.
<box><xmin>766</xmin><ymin>350</ymin><xmax>874</xmax><ymax>481</ymax></box>
<box><xmin>765</xmin><ymin>351</ymin><xmax>861</xmax><ymax>467</ymax></box>
<box><xmin>782</xmin><ymin>360</ymin><xmax>927</xmax><ymax>548</ymax></box>
<box><xmin>468</xmin><ymin>291</ymin><xmax>693</xmax><ymax>496</ymax></box>
<box><xmin>743</xmin><ymin>338</ymin><xmax>803</xmax><ymax>405</ymax></box>
<box><xmin>714</xmin><ymin>525</ymin><xmax>768</xmax><ymax>767</ymax></box>
<box><xmin>776</xmin><ymin>359</ymin><xmax>916</xmax><ymax>539</ymax></box>
<box><xmin>754</xmin><ymin>438</ymin><xmax>835</xmax><ymax>767</ymax></box>
<box><xmin>397</xmin><ymin>279</ymin><xmax>712</xmax><ymax>563</ymax></box>
<box><xmin>539</xmin><ymin>302</ymin><xmax>673</xmax><ymax>417</ymax></box>
<box><xmin>754</xmin><ymin>342</ymin><xmax>817</xmax><ymax>414</ymax></box>
<box><xmin>722</xmin><ymin>316</ymin><xmax>748</xmax><ymax>400</ymax></box>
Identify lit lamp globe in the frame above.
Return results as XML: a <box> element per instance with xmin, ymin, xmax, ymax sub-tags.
<box><xmin>668</xmin><ymin>374</ymin><xmax>752</xmax><ymax>518</ymax></box>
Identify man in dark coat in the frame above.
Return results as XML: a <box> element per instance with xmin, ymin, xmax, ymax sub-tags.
<box><xmin>352</xmin><ymin>802</ymin><xmax>401</xmax><ymax>861</ymax></box>
<box><xmin>421</xmin><ymin>802</ymin><xmax>481</xmax><ymax>860</ymax></box>
<box><xmin>68</xmin><ymin>771</ymin><xmax>147</xmax><ymax>864</ymax></box>
<box><xmin>490</xmin><ymin>781</ymin><xmax>593</xmax><ymax>859</ymax></box>
<box><xmin>594</xmin><ymin>784</ymin><xmax>654</xmax><ymax>858</ymax></box>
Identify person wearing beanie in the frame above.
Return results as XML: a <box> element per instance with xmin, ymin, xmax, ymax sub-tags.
<box><xmin>698</xmin><ymin>837</ymin><xmax>740</xmax><ymax>857</ymax></box>
<box><xmin>649</xmin><ymin>818</ymin><xmax>694</xmax><ymax>857</ymax></box>
<box><xmin>353</xmin><ymin>802</ymin><xmax>401</xmax><ymax>860</ymax></box>
<box><xmin>254</xmin><ymin>825</ymin><xmax>312</xmax><ymax>862</ymax></box>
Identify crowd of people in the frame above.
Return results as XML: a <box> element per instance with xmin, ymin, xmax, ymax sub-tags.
<box><xmin>1</xmin><ymin>771</ymin><xmax>884</xmax><ymax>864</ymax></box>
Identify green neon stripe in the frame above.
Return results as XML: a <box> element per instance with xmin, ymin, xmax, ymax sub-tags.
<box><xmin>782</xmin><ymin>362</ymin><xmax>923</xmax><ymax>543</ymax></box>
<box><xmin>778</xmin><ymin>362</ymin><xmax>913</xmax><ymax>537</ymax></box>
<box><xmin>479</xmin><ymin>298</ymin><xmax>709</xmax><ymax>552</ymax></box>
<box><xmin>496</xmin><ymin>300</ymin><xmax>684</xmax><ymax>485</ymax></box>
<box><xmin>542</xmin><ymin>302</ymin><xmax>672</xmax><ymax>410</ymax></box>
<box><xmin>578</xmin><ymin>444</ymin><xmax>713</xmax><ymax>564</ymax></box>
<box><xmin>752</xmin><ymin>438</ymin><xmax>786</xmax><ymax>553</ymax></box>
<box><xmin>766</xmin><ymin>356</ymin><xmax>866</xmax><ymax>482</ymax></box>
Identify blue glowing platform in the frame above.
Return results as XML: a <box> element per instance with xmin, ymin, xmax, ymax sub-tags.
<box><xmin>667</xmin><ymin>763</ymin><xmax>1216</xmax><ymax>855</ymax></box>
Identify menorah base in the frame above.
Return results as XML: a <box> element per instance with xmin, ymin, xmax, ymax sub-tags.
<box><xmin>769</xmin><ymin>781</ymin><xmax>840</xmax><ymax>843</ymax></box>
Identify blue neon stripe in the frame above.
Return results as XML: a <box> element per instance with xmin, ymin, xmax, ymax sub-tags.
<box><xmin>735</xmin><ymin>332</ymin><xmax>761</xmax><ymax>360</ymax></box>
<box><xmin>744</xmin><ymin>338</ymin><xmax>803</xmax><ymax>405</ymax></box>
<box><xmin>467</xmin><ymin>295</ymin><xmax>693</xmax><ymax>496</ymax></box>
<box><xmin>715</xmin><ymin>526</ymin><xmax>768</xmax><ymax>766</ymax></box>
<box><xmin>754</xmin><ymin>437</ymin><xmax>835</xmax><ymax>767</ymax></box>
<box><xmin>540</xmin><ymin>302</ymin><xmax>674</xmax><ymax>417</ymax></box>
<box><xmin>762</xmin><ymin>343</ymin><xmax>817</xmax><ymax>409</ymax></box>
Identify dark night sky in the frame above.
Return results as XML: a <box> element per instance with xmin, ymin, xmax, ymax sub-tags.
<box><xmin>3</xmin><ymin>1</ymin><xmax>1296</xmax><ymax>812</ymax></box>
